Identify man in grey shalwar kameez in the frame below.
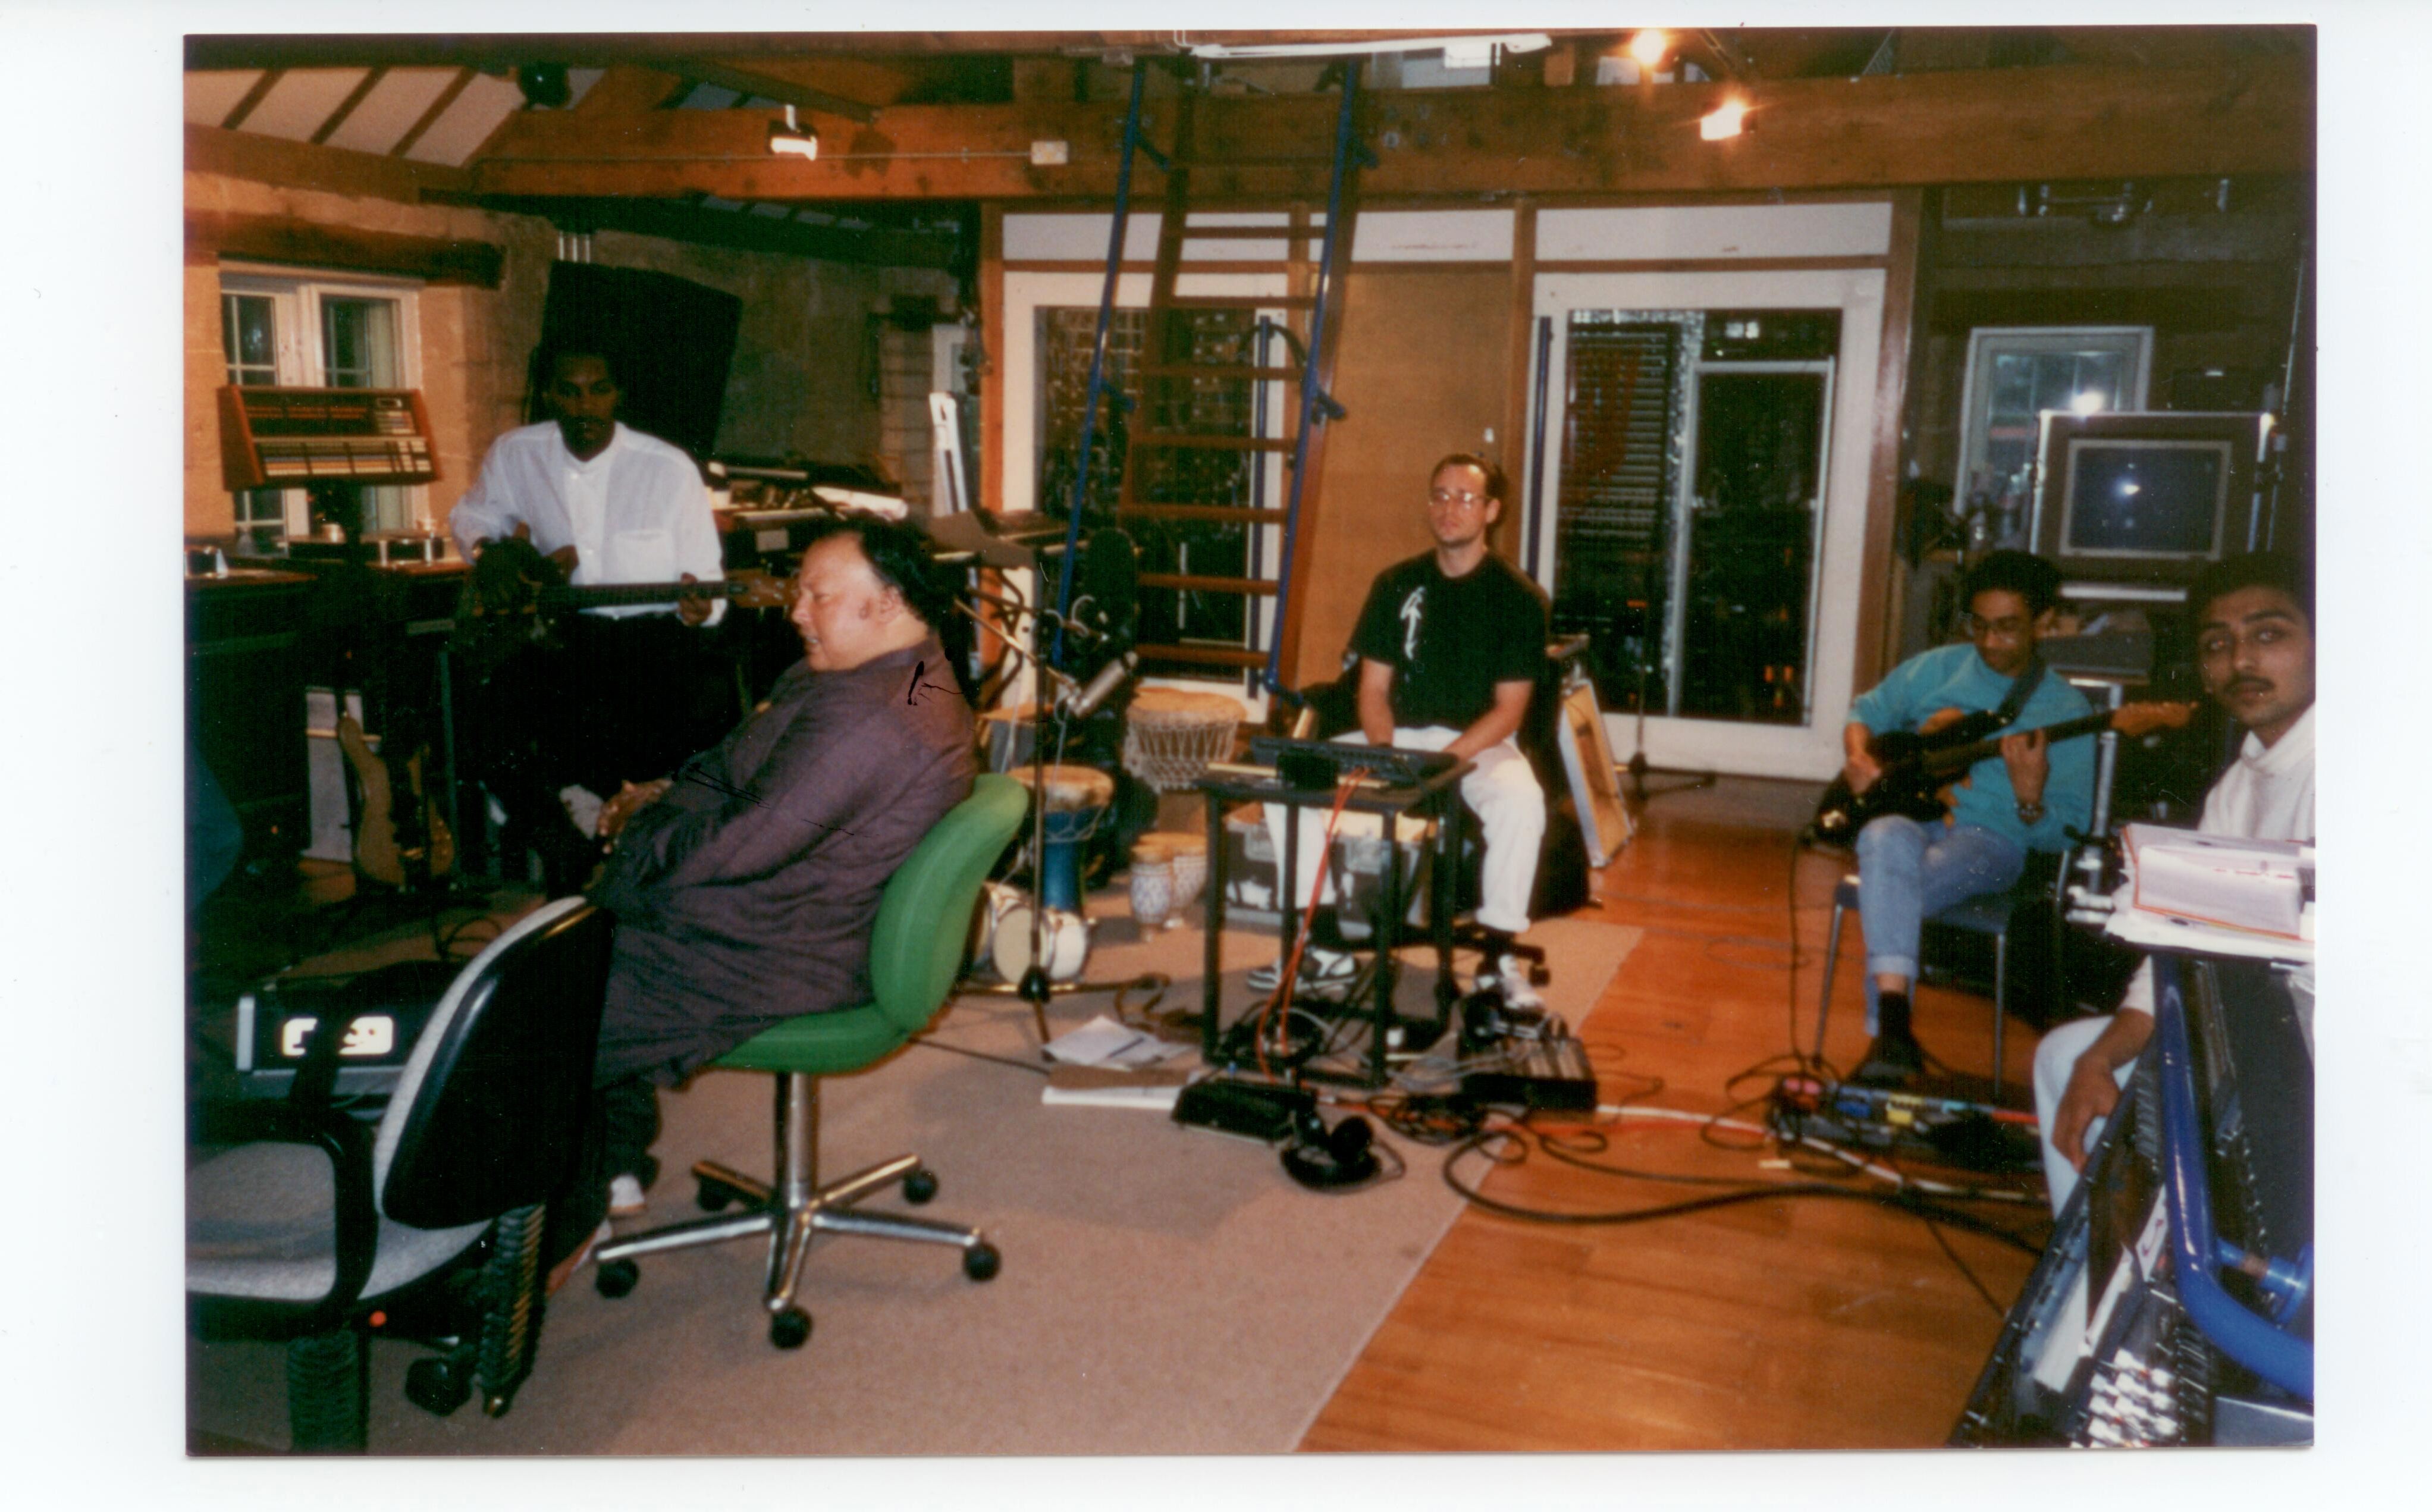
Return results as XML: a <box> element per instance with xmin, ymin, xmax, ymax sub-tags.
<box><xmin>580</xmin><ymin>515</ymin><xmax>974</xmax><ymax>1223</ymax></box>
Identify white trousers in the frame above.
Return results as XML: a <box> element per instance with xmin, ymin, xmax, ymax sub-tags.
<box><xmin>1262</xmin><ymin>726</ymin><xmax>1546</xmax><ymax>938</ymax></box>
<box><xmin>2031</xmin><ymin>1015</ymin><xmax>2138</xmax><ymax>1218</ymax></box>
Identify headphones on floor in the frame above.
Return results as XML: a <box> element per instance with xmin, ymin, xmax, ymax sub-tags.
<box><xmin>1281</xmin><ymin>1107</ymin><xmax>1381</xmax><ymax>1190</ymax></box>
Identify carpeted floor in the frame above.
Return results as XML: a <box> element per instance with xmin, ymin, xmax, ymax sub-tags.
<box><xmin>187</xmin><ymin>895</ymin><xmax>1639</xmax><ymax>1455</ymax></box>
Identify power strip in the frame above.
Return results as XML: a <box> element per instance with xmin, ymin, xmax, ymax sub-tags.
<box><xmin>1460</xmin><ymin>1034</ymin><xmax>1598</xmax><ymax>1112</ymax></box>
<box><xmin>1172</xmin><ymin>1077</ymin><xmax>1314</xmax><ymax>1145</ymax></box>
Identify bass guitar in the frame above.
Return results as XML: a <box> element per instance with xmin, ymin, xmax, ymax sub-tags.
<box><xmin>336</xmin><ymin>710</ymin><xmax>456</xmax><ymax>888</ymax></box>
<box><xmin>1807</xmin><ymin>701</ymin><xmax>2196</xmax><ymax>845</ymax></box>
<box><xmin>449</xmin><ymin>535</ymin><xmax>793</xmax><ymax>679</ymax></box>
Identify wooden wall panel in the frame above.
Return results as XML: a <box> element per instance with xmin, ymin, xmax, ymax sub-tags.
<box><xmin>1853</xmin><ymin>189</ymin><xmax>1924</xmax><ymax>692</ymax></box>
<box><xmin>1291</xmin><ymin>266</ymin><xmax>1517</xmax><ymax>689</ymax></box>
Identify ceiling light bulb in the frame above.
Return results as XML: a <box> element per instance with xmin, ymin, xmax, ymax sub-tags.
<box><xmin>768</xmin><ymin>104</ymin><xmax>818</xmax><ymax>160</ymax></box>
<box><xmin>1628</xmin><ymin>30</ymin><xmax>1670</xmax><ymax>68</ymax></box>
<box><xmin>2069</xmin><ymin>390</ymin><xmax>2107</xmax><ymax>416</ymax></box>
<box><xmin>1699</xmin><ymin>98</ymin><xmax>1748</xmax><ymax>141</ymax></box>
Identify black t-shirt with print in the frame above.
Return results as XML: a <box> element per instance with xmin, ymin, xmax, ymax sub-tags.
<box><xmin>1349</xmin><ymin>551</ymin><xmax>1549</xmax><ymax>730</ymax></box>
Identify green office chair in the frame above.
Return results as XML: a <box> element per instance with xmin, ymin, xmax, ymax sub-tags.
<box><xmin>591</xmin><ymin>773</ymin><xmax>1028</xmax><ymax>1350</ymax></box>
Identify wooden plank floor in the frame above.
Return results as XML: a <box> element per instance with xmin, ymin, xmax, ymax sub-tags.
<box><xmin>1301</xmin><ymin>776</ymin><xmax>2051</xmax><ymax>1451</ymax></box>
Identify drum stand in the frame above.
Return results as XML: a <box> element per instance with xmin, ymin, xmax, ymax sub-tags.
<box><xmin>952</xmin><ymin>587</ymin><xmax>1138</xmax><ymax>1049</ymax></box>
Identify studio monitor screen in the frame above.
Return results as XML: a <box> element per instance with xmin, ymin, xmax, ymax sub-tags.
<box><xmin>2060</xmin><ymin>439</ymin><xmax>2230</xmax><ymax>561</ymax></box>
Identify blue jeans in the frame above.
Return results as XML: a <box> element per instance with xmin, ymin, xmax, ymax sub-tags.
<box><xmin>1853</xmin><ymin>816</ymin><xmax>2025</xmax><ymax>1034</ymax></box>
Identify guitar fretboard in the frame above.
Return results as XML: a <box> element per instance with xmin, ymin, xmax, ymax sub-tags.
<box><xmin>535</xmin><ymin>579</ymin><xmax>754</xmax><ymax>608</ymax></box>
<box><xmin>1915</xmin><ymin>708</ymin><xmax>2163</xmax><ymax>774</ymax></box>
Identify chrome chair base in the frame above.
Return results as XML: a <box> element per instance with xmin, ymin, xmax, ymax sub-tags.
<box><xmin>591</xmin><ymin>1072</ymin><xmax>999</xmax><ymax>1347</ymax></box>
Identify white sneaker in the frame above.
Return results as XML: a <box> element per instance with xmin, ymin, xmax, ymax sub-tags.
<box><xmin>559</xmin><ymin>785</ymin><xmax>606</xmax><ymax>839</ymax></box>
<box><xmin>1476</xmin><ymin>953</ymin><xmax>1547</xmax><ymax>1012</ymax></box>
<box><xmin>1245</xmin><ymin>947</ymin><xmax>1363</xmax><ymax>1002</ymax></box>
<box><xmin>607</xmin><ymin>1173</ymin><xmax>648</xmax><ymax>1218</ymax></box>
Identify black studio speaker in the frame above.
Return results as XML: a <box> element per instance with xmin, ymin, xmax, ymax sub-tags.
<box><xmin>532</xmin><ymin>262</ymin><xmax>743</xmax><ymax>460</ymax></box>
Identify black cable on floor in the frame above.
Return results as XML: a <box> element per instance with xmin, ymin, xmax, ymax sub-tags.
<box><xmin>1439</xmin><ymin>1130</ymin><xmax>2044</xmax><ymax>1256</ymax></box>
<box><xmin>911</xmin><ymin>1037</ymin><xmax>1053</xmax><ymax>1076</ymax></box>
<box><xmin>1923</xmin><ymin>1215</ymin><xmax>2008</xmax><ymax>1316</ymax></box>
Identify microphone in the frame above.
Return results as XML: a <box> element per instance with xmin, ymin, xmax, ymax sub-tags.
<box><xmin>958</xmin><ymin>590</ymin><xmax>1104</xmax><ymax>642</ymax></box>
<box><xmin>1058</xmin><ymin>650</ymin><xmax>1139</xmax><ymax>720</ymax></box>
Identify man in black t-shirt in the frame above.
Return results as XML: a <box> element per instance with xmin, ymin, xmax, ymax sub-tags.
<box><xmin>1258</xmin><ymin>453</ymin><xmax>1551</xmax><ymax>1007</ymax></box>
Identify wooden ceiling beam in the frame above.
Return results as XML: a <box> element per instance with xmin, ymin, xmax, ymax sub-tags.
<box><xmin>189</xmin><ymin>209</ymin><xmax>504</xmax><ymax>285</ymax></box>
<box><xmin>466</xmin><ymin>57</ymin><xmax>2310</xmax><ymax>204</ymax></box>
<box><xmin>187</xmin><ymin>122</ymin><xmax>473</xmax><ymax>202</ymax></box>
<box><xmin>660</xmin><ymin>57</ymin><xmax>877</xmax><ymax>122</ymax></box>
<box><xmin>575</xmin><ymin>66</ymin><xmax>688</xmax><ymax>117</ymax></box>
<box><xmin>185</xmin><ymin>31</ymin><xmax>1578</xmax><ymax>71</ymax></box>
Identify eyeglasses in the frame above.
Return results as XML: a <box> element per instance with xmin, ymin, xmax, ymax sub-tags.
<box><xmin>1429</xmin><ymin>488</ymin><xmax>1488</xmax><ymax>508</ymax></box>
<box><xmin>1965</xmin><ymin>614</ymin><xmax>2033</xmax><ymax>640</ymax></box>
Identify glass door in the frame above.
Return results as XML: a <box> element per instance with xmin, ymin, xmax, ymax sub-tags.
<box><xmin>1675</xmin><ymin>363</ymin><xmax>1834</xmax><ymax>723</ymax></box>
<box><xmin>1524</xmin><ymin>269</ymin><xmax>1885</xmax><ymax>779</ymax></box>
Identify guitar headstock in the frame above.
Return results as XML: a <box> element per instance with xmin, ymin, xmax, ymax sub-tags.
<box><xmin>2112</xmin><ymin>701</ymin><xmax>2199</xmax><ymax>736</ymax></box>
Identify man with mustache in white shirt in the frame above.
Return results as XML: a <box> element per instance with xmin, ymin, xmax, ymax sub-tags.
<box><xmin>2033</xmin><ymin>551</ymin><xmax>2316</xmax><ymax>1214</ymax></box>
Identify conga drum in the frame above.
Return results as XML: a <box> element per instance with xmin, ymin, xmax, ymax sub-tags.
<box><xmin>1121</xmin><ymin>688</ymin><xmax>1244</xmax><ymax>793</ymax></box>
<box><xmin>976</xmin><ymin>701</ymin><xmax>1046</xmax><ymax>773</ymax></box>
<box><xmin>990</xmin><ymin>901</ymin><xmax>1092</xmax><ymax>984</ymax></box>
<box><xmin>1013</xmin><ymin>763</ymin><xmax>1116</xmax><ymax>913</ymax></box>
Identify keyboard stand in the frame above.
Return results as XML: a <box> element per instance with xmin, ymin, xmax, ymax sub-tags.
<box><xmin>1195</xmin><ymin>757</ymin><xmax>1470</xmax><ymax>1088</ymax></box>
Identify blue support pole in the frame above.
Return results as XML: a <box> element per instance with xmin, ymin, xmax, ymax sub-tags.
<box><xmin>1055</xmin><ymin>65</ymin><xmax>1149</xmax><ymax>666</ymax></box>
<box><xmin>1263</xmin><ymin>58</ymin><xmax>1364</xmax><ymax>696</ymax></box>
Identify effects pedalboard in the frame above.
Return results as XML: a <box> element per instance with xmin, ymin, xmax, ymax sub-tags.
<box><xmin>1771</xmin><ymin>1075</ymin><xmax>2042</xmax><ymax>1173</ymax></box>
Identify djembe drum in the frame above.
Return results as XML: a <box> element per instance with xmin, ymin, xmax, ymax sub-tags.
<box><xmin>1121</xmin><ymin>688</ymin><xmax>1244</xmax><ymax>793</ymax></box>
<box><xmin>1012</xmin><ymin>763</ymin><xmax>1115</xmax><ymax>913</ymax></box>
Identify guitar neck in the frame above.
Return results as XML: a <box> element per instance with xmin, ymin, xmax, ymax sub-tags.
<box><xmin>539</xmin><ymin>578</ymin><xmax>751</xmax><ymax>610</ymax></box>
<box><xmin>1915</xmin><ymin>709</ymin><xmax>2126</xmax><ymax>774</ymax></box>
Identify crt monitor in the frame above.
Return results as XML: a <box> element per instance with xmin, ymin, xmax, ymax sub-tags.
<box><xmin>2032</xmin><ymin>411</ymin><xmax>2270</xmax><ymax>587</ymax></box>
<box><xmin>2060</xmin><ymin>438</ymin><xmax>2229</xmax><ymax>560</ymax></box>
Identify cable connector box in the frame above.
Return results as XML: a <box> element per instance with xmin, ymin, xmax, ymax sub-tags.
<box><xmin>1461</xmin><ymin>1035</ymin><xmax>1598</xmax><ymax>1112</ymax></box>
<box><xmin>1172</xmin><ymin>1077</ymin><xmax>1314</xmax><ymax>1145</ymax></box>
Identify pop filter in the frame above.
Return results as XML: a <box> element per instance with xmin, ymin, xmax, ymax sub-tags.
<box><xmin>1075</xmin><ymin>528</ymin><xmax>1139</xmax><ymax>642</ymax></box>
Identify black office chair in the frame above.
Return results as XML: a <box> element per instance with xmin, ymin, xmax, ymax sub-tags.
<box><xmin>187</xmin><ymin>896</ymin><xmax>613</xmax><ymax>1451</ymax></box>
<box><xmin>1812</xmin><ymin>852</ymin><xmax>2068</xmax><ymax>1097</ymax></box>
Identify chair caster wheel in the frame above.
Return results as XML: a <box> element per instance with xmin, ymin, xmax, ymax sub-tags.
<box><xmin>405</xmin><ymin>1356</ymin><xmax>470</xmax><ymax>1416</ymax></box>
<box><xmin>903</xmin><ymin>1168</ymin><xmax>940</xmax><ymax>1204</ymax></box>
<box><xmin>595</xmin><ymin>1259</ymin><xmax>640</xmax><ymax>1298</ymax></box>
<box><xmin>963</xmin><ymin>1241</ymin><xmax>1001</xmax><ymax>1282</ymax></box>
<box><xmin>481</xmin><ymin>1391</ymin><xmax>511</xmax><ymax>1419</ymax></box>
<box><xmin>769</xmin><ymin>1307</ymin><xmax>813</xmax><ymax>1350</ymax></box>
<box><xmin>697</xmin><ymin>1180</ymin><xmax>734</xmax><ymax>1212</ymax></box>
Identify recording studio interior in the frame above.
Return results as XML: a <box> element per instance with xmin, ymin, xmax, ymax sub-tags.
<box><xmin>170</xmin><ymin>21</ymin><xmax>2340</xmax><ymax>1467</ymax></box>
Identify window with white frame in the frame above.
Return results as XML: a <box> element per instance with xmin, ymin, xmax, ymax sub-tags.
<box><xmin>1956</xmin><ymin>327</ymin><xmax>2151</xmax><ymax>548</ymax></box>
<box><xmin>218</xmin><ymin>266</ymin><xmax>425</xmax><ymax>538</ymax></box>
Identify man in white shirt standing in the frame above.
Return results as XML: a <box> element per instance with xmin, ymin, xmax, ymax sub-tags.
<box><xmin>2032</xmin><ymin>551</ymin><xmax>2315</xmax><ymax>1213</ymax></box>
<box><xmin>449</xmin><ymin>347</ymin><xmax>734</xmax><ymax>893</ymax></box>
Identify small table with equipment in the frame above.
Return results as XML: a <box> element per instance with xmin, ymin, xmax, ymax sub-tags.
<box><xmin>1195</xmin><ymin>738</ymin><xmax>1471</xmax><ymax>1088</ymax></box>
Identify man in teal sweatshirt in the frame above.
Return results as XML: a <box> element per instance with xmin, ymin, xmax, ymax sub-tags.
<box><xmin>1841</xmin><ymin>550</ymin><xmax>2094</xmax><ymax>1084</ymax></box>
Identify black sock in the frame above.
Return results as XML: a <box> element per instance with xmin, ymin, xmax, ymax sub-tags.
<box><xmin>1876</xmin><ymin>990</ymin><xmax>1914</xmax><ymax>1043</ymax></box>
<box><xmin>1481</xmin><ymin>929</ymin><xmax>1516</xmax><ymax>961</ymax></box>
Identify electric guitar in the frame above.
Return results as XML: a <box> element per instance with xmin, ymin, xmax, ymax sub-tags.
<box><xmin>336</xmin><ymin>711</ymin><xmax>456</xmax><ymax>888</ymax></box>
<box><xmin>1807</xmin><ymin>701</ymin><xmax>2196</xmax><ymax>844</ymax></box>
<box><xmin>449</xmin><ymin>535</ymin><xmax>793</xmax><ymax>678</ymax></box>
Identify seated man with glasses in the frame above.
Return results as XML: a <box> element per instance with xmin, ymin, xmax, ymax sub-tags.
<box><xmin>1257</xmin><ymin>453</ymin><xmax>1551</xmax><ymax>1009</ymax></box>
<box><xmin>1840</xmin><ymin>549</ymin><xmax>2094</xmax><ymax>1084</ymax></box>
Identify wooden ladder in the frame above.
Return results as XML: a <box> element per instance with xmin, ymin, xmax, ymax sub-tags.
<box><xmin>1060</xmin><ymin>60</ymin><xmax>1370</xmax><ymax>697</ymax></box>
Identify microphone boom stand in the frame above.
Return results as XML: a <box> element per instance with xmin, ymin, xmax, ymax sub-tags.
<box><xmin>954</xmin><ymin>586</ymin><xmax>1142</xmax><ymax>1052</ymax></box>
